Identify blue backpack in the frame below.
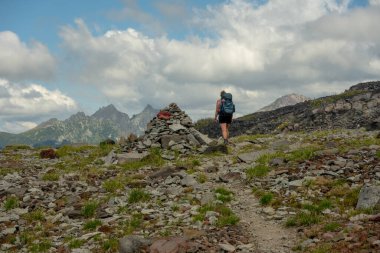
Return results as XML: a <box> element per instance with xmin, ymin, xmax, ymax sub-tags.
<box><xmin>220</xmin><ymin>93</ymin><xmax>235</xmax><ymax>114</ymax></box>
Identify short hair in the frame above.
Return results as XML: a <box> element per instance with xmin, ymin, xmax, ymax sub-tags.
<box><xmin>220</xmin><ymin>90</ymin><xmax>226</xmax><ymax>97</ymax></box>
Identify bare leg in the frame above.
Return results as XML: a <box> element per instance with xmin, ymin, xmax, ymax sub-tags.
<box><xmin>226</xmin><ymin>123</ymin><xmax>230</xmax><ymax>140</ymax></box>
<box><xmin>220</xmin><ymin>123</ymin><xmax>228</xmax><ymax>140</ymax></box>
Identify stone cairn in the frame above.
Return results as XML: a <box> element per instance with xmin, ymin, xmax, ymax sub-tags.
<box><xmin>121</xmin><ymin>103</ymin><xmax>214</xmax><ymax>156</ymax></box>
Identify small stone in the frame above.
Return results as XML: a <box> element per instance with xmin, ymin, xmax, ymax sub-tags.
<box><xmin>219</xmin><ymin>243</ymin><xmax>236</xmax><ymax>252</ymax></box>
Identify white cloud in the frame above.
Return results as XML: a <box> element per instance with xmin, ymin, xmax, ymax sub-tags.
<box><xmin>0</xmin><ymin>121</ymin><xmax>37</xmax><ymax>133</ymax></box>
<box><xmin>59</xmin><ymin>1</ymin><xmax>380</xmax><ymax>119</ymax></box>
<box><xmin>369</xmin><ymin>0</ymin><xmax>380</xmax><ymax>6</ymax></box>
<box><xmin>0</xmin><ymin>31</ymin><xmax>56</xmax><ymax>81</ymax></box>
<box><xmin>0</xmin><ymin>79</ymin><xmax>78</xmax><ymax>133</ymax></box>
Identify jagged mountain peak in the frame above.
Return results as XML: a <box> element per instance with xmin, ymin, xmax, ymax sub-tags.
<box><xmin>92</xmin><ymin>104</ymin><xmax>128</xmax><ymax>119</ymax></box>
<box><xmin>258</xmin><ymin>93</ymin><xmax>309</xmax><ymax>112</ymax></box>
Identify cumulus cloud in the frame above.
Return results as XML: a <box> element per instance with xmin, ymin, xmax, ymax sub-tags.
<box><xmin>60</xmin><ymin>0</ymin><xmax>380</xmax><ymax>119</ymax></box>
<box><xmin>0</xmin><ymin>31</ymin><xmax>56</xmax><ymax>81</ymax></box>
<box><xmin>0</xmin><ymin>79</ymin><xmax>78</xmax><ymax>133</ymax></box>
<box><xmin>369</xmin><ymin>0</ymin><xmax>380</xmax><ymax>6</ymax></box>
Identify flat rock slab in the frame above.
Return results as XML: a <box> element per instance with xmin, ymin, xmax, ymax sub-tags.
<box><xmin>238</xmin><ymin>150</ymin><xmax>273</xmax><ymax>163</ymax></box>
<box><xmin>117</xmin><ymin>152</ymin><xmax>148</xmax><ymax>164</ymax></box>
<box><xmin>150</xmin><ymin>237</ymin><xmax>199</xmax><ymax>253</ymax></box>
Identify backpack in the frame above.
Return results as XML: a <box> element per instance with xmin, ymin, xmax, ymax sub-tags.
<box><xmin>220</xmin><ymin>93</ymin><xmax>235</xmax><ymax>114</ymax></box>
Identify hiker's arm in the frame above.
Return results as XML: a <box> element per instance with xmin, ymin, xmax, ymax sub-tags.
<box><xmin>214</xmin><ymin>100</ymin><xmax>220</xmax><ymax>121</ymax></box>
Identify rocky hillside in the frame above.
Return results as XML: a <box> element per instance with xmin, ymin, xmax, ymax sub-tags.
<box><xmin>0</xmin><ymin>127</ymin><xmax>379</xmax><ymax>252</ymax></box>
<box><xmin>0</xmin><ymin>104</ymin><xmax>159</xmax><ymax>148</ymax></box>
<box><xmin>197</xmin><ymin>81</ymin><xmax>380</xmax><ymax>138</ymax></box>
<box><xmin>258</xmin><ymin>93</ymin><xmax>310</xmax><ymax>112</ymax></box>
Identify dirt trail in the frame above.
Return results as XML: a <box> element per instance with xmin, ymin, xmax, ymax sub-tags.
<box><xmin>231</xmin><ymin>186</ymin><xmax>298</xmax><ymax>253</ymax></box>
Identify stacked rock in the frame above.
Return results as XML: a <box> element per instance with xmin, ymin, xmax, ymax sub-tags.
<box><xmin>122</xmin><ymin>103</ymin><xmax>213</xmax><ymax>154</ymax></box>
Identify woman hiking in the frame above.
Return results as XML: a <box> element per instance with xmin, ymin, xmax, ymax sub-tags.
<box><xmin>214</xmin><ymin>90</ymin><xmax>235</xmax><ymax>145</ymax></box>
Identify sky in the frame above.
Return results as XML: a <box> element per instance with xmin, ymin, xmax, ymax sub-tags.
<box><xmin>1</xmin><ymin>0</ymin><xmax>380</xmax><ymax>133</ymax></box>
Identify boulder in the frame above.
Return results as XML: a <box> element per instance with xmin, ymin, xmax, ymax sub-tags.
<box><xmin>356</xmin><ymin>185</ymin><xmax>380</xmax><ymax>210</ymax></box>
<box><xmin>119</xmin><ymin>235</ymin><xmax>152</xmax><ymax>253</ymax></box>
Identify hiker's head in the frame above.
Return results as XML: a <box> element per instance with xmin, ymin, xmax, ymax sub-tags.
<box><xmin>220</xmin><ymin>90</ymin><xmax>226</xmax><ymax>98</ymax></box>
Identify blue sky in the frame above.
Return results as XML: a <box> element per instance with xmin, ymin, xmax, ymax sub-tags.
<box><xmin>0</xmin><ymin>0</ymin><xmax>379</xmax><ymax>133</ymax></box>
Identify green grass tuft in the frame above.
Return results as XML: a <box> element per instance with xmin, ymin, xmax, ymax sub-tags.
<box><xmin>128</xmin><ymin>189</ymin><xmax>150</xmax><ymax>203</ymax></box>
<box><xmin>42</xmin><ymin>172</ymin><xmax>60</xmax><ymax>181</ymax></box>
<box><xmin>215</xmin><ymin>187</ymin><xmax>233</xmax><ymax>203</ymax></box>
<box><xmin>83</xmin><ymin>219</ymin><xmax>102</xmax><ymax>230</ymax></box>
<box><xmin>285</xmin><ymin>212</ymin><xmax>320</xmax><ymax>227</ymax></box>
<box><xmin>260</xmin><ymin>193</ymin><xmax>274</xmax><ymax>205</ymax></box>
<box><xmin>102</xmin><ymin>178</ymin><xmax>125</xmax><ymax>193</ymax></box>
<box><xmin>122</xmin><ymin>148</ymin><xmax>165</xmax><ymax>170</ymax></box>
<box><xmin>29</xmin><ymin>239</ymin><xmax>52</xmax><ymax>253</ymax></box>
<box><xmin>246</xmin><ymin>164</ymin><xmax>270</xmax><ymax>179</ymax></box>
<box><xmin>81</xmin><ymin>201</ymin><xmax>98</xmax><ymax>218</ymax></box>
<box><xmin>4</xmin><ymin>196</ymin><xmax>19</xmax><ymax>210</ymax></box>
<box><xmin>323</xmin><ymin>222</ymin><xmax>341</xmax><ymax>232</ymax></box>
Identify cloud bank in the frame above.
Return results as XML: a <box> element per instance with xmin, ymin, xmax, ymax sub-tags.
<box><xmin>0</xmin><ymin>79</ymin><xmax>78</xmax><ymax>133</ymax></box>
<box><xmin>59</xmin><ymin>0</ymin><xmax>380</xmax><ymax>119</ymax></box>
<box><xmin>0</xmin><ymin>31</ymin><xmax>56</xmax><ymax>82</ymax></box>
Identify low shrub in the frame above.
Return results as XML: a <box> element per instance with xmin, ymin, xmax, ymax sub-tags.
<box><xmin>39</xmin><ymin>149</ymin><xmax>58</xmax><ymax>159</ymax></box>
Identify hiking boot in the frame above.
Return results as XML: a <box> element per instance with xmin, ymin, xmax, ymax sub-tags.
<box><xmin>224</xmin><ymin>139</ymin><xmax>229</xmax><ymax>145</ymax></box>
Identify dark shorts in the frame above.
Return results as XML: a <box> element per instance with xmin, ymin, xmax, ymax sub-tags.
<box><xmin>219</xmin><ymin>113</ymin><xmax>232</xmax><ymax>124</ymax></box>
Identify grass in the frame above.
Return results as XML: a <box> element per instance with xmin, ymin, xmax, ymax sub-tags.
<box><xmin>83</xmin><ymin>219</ymin><xmax>102</xmax><ymax>230</ymax></box>
<box><xmin>197</xmin><ymin>173</ymin><xmax>207</xmax><ymax>183</ymax></box>
<box><xmin>54</xmin><ymin>144</ymin><xmax>114</xmax><ymax>172</ymax></box>
<box><xmin>122</xmin><ymin>148</ymin><xmax>165</xmax><ymax>170</ymax></box>
<box><xmin>128</xmin><ymin>189</ymin><xmax>150</xmax><ymax>203</ymax></box>
<box><xmin>246</xmin><ymin>164</ymin><xmax>270</xmax><ymax>179</ymax></box>
<box><xmin>193</xmin><ymin>203</ymin><xmax>239</xmax><ymax>227</ymax></box>
<box><xmin>377</xmin><ymin>150</ymin><xmax>380</xmax><ymax>158</ymax></box>
<box><xmin>29</xmin><ymin>239</ymin><xmax>52</xmax><ymax>253</ymax></box>
<box><xmin>24</xmin><ymin>209</ymin><xmax>45</xmax><ymax>223</ymax></box>
<box><xmin>286</xmin><ymin>146</ymin><xmax>318</xmax><ymax>161</ymax></box>
<box><xmin>310</xmin><ymin>90</ymin><xmax>366</xmax><ymax>108</ymax></box>
<box><xmin>69</xmin><ymin>239</ymin><xmax>84</xmax><ymax>249</ymax></box>
<box><xmin>102</xmin><ymin>238</ymin><xmax>119</xmax><ymax>251</ymax></box>
<box><xmin>338</xmin><ymin>137</ymin><xmax>380</xmax><ymax>152</ymax></box>
<box><xmin>215</xmin><ymin>187</ymin><xmax>233</xmax><ymax>203</ymax></box>
<box><xmin>285</xmin><ymin>212</ymin><xmax>321</xmax><ymax>227</ymax></box>
<box><xmin>4</xmin><ymin>196</ymin><xmax>19</xmax><ymax>210</ymax></box>
<box><xmin>233</xmin><ymin>134</ymin><xmax>272</xmax><ymax>143</ymax></box>
<box><xmin>323</xmin><ymin>222</ymin><xmax>342</xmax><ymax>232</ymax></box>
<box><xmin>260</xmin><ymin>193</ymin><xmax>274</xmax><ymax>205</ymax></box>
<box><xmin>42</xmin><ymin>171</ymin><xmax>60</xmax><ymax>181</ymax></box>
<box><xmin>102</xmin><ymin>178</ymin><xmax>125</xmax><ymax>193</ymax></box>
<box><xmin>81</xmin><ymin>201</ymin><xmax>99</xmax><ymax>218</ymax></box>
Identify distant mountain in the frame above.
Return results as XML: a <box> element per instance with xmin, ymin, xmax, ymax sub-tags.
<box><xmin>258</xmin><ymin>93</ymin><xmax>310</xmax><ymax>112</ymax></box>
<box><xmin>0</xmin><ymin>104</ymin><xmax>159</xmax><ymax>148</ymax></box>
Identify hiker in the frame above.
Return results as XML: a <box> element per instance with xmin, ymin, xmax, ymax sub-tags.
<box><xmin>214</xmin><ymin>90</ymin><xmax>235</xmax><ymax>144</ymax></box>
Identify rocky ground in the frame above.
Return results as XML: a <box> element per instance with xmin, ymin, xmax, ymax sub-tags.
<box><xmin>0</xmin><ymin>128</ymin><xmax>379</xmax><ymax>253</ymax></box>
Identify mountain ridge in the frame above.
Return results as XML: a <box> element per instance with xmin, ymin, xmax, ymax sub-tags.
<box><xmin>196</xmin><ymin>81</ymin><xmax>380</xmax><ymax>138</ymax></box>
<box><xmin>258</xmin><ymin>93</ymin><xmax>310</xmax><ymax>112</ymax></box>
<box><xmin>0</xmin><ymin>104</ymin><xmax>159</xmax><ymax>148</ymax></box>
